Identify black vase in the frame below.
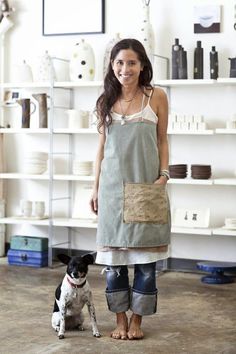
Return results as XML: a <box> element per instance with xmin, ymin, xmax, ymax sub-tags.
<box><xmin>194</xmin><ymin>41</ymin><xmax>204</xmax><ymax>79</ymax></box>
<box><xmin>210</xmin><ymin>46</ymin><xmax>218</xmax><ymax>79</ymax></box>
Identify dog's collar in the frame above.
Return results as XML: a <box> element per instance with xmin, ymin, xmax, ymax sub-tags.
<box><xmin>67</xmin><ymin>276</ymin><xmax>86</xmax><ymax>289</ymax></box>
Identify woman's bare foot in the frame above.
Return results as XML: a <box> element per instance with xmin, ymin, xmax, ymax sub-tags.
<box><xmin>111</xmin><ymin>312</ymin><xmax>128</xmax><ymax>340</ymax></box>
<box><xmin>127</xmin><ymin>313</ymin><xmax>144</xmax><ymax>340</ymax></box>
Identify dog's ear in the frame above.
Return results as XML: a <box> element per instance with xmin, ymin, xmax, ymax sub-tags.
<box><xmin>82</xmin><ymin>253</ymin><xmax>94</xmax><ymax>265</ymax></box>
<box><xmin>57</xmin><ymin>254</ymin><xmax>71</xmax><ymax>265</ymax></box>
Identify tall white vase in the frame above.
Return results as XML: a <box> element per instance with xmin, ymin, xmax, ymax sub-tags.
<box><xmin>103</xmin><ymin>33</ymin><xmax>121</xmax><ymax>78</ymax></box>
<box><xmin>69</xmin><ymin>39</ymin><xmax>95</xmax><ymax>81</ymax></box>
<box><xmin>140</xmin><ymin>0</ymin><xmax>155</xmax><ymax>59</ymax></box>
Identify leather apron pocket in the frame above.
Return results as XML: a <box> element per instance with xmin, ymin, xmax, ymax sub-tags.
<box><xmin>123</xmin><ymin>183</ymin><xmax>168</xmax><ymax>224</ymax></box>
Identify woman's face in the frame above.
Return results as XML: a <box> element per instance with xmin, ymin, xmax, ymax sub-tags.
<box><xmin>111</xmin><ymin>49</ymin><xmax>143</xmax><ymax>87</ymax></box>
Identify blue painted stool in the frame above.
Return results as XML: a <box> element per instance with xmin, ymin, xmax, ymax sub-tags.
<box><xmin>197</xmin><ymin>261</ymin><xmax>236</xmax><ymax>284</ymax></box>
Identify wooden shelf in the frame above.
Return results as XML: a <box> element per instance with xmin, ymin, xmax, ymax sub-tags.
<box><xmin>212</xmin><ymin>228</ymin><xmax>236</xmax><ymax>237</ymax></box>
<box><xmin>215</xmin><ymin>129</ymin><xmax>236</xmax><ymax>134</ymax></box>
<box><xmin>213</xmin><ymin>178</ymin><xmax>236</xmax><ymax>186</ymax></box>
<box><xmin>52</xmin><ymin>218</ymin><xmax>97</xmax><ymax>228</ymax></box>
<box><xmin>155</xmin><ymin>79</ymin><xmax>216</xmax><ymax>87</ymax></box>
<box><xmin>0</xmin><ymin>217</ymin><xmax>49</xmax><ymax>226</ymax></box>
<box><xmin>168</xmin><ymin>178</ymin><xmax>213</xmax><ymax>185</ymax></box>
<box><xmin>0</xmin><ymin>173</ymin><xmax>49</xmax><ymax>180</ymax></box>
<box><xmin>168</xmin><ymin>130</ymin><xmax>214</xmax><ymax>135</ymax></box>
<box><xmin>155</xmin><ymin>78</ymin><xmax>236</xmax><ymax>87</ymax></box>
<box><xmin>0</xmin><ymin>128</ymin><xmax>49</xmax><ymax>134</ymax></box>
<box><xmin>53</xmin><ymin>81</ymin><xmax>103</xmax><ymax>88</ymax></box>
<box><xmin>53</xmin><ymin>175</ymin><xmax>95</xmax><ymax>181</ymax></box>
<box><xmin>53</xmin><ymin>128</ymin><xmax>97</xmax><ymax>134</ymax></box>
<box><xmin>1</xmin><ymin>82</ymin><xmax>51</xmax><ymax>88</ymax></box>
<box><xmin>171</xmin><ymin>226</ymin><xmax>212</xmax><ymax>235</ymax></box>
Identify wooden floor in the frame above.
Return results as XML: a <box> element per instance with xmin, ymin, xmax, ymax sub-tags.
<box><xmin>0</xmin><ymin>258</ymin><xmax>235</xmax><ymax>354</ymax></box>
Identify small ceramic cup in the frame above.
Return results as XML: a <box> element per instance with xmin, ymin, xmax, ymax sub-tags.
<box><xmin>20</xmin><ymin>200</ymin><xmax>32</xmax><ymax>217</ymax></box>
<box><xmin>33</xmin><ymin>201</ymin><xmax>45</xmax><ymax>218</ymax></box>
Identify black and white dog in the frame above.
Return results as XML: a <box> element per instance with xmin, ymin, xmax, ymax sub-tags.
<box><xmin>51</xmin><ymin>253</ymin><xmax>101</xmax><ymax>339</ymax></box>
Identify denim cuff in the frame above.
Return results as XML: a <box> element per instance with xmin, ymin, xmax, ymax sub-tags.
<box><xmin>130</xmin><ymin>288</ymin><xmax>158</xmax><ymax>316</ymax></box>
<box><xmin>105</xmin><ymin>288</ymin><xmax>130</xmax><ymax>313</ymax></box>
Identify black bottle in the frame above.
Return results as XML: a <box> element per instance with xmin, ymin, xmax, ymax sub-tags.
<box><xmin>194</xmin><ymin>41</ymin><xmax>204</xmax><ymax>79</ymax></box>
<box><xmin>210</xmin><ymin>46</ymin><xmax>218</xmax><ymax>79</ymax></box>
<box><xmin>178</xmin><ymin>48</ymin><xmax>188</xmax><ymax>79</ymax></box>
<box><xmin>172</xmin><ymin>38</ymin><xmax>182</xmax><ymax>79</ymax></box>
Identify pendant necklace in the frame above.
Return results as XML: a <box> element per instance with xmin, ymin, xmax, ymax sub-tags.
<box><xmin>119</xmin><ymin>88</ymin><xmax>139</xmax><ymax>125</ymax></box>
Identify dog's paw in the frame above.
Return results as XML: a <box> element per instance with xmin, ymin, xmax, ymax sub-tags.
<box><xmin>58</xmin><ymin>334</ymin><xmax>65</xmax><ymax>339</ymax></box>
<box><xmin>93</xmin><ymin>331</ymin><xmax>101</xmax><ymax>338</ymax></box>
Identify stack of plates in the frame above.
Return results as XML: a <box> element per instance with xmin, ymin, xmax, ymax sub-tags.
<box><xmin>24</xmin><ymin>152</ymin><xmax>48</xmax><ymax>174</ymax></box>
<box><xmin>73</xmin><ymin>160</ymin><xmax>94</xmax><ymax>176</ymax></box>
<box><xmin>224</xmin><ymin>218</ymin><xmax>236</xmax><ymax>230</ymax></box>
<box><xmin>169</xmin><ymin>164</ymin><xmax>187</xmax><ymax>179</ymax></box>
<box><xmin>191</xmin><ymin>164</ymin><xmax>211</xmax><ymax>179</ymax></box>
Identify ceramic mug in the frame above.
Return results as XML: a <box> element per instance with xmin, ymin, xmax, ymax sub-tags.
<box><xmin>33</xmin><ymin>201</ymin><xmax>45</xmax><ymax>218</ymax></box>
<box><xmin>20</xmin><ymin>200</ymin><xmax>32</xmax><ymax>217</ymax></box>
<box><xmin>66</xmin><ymin>109</ymin><xmax>90</xmax><ymax>129</ymax></box>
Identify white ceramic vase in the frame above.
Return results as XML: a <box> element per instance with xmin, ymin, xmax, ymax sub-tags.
<box><xmin>103</xmin><ymin>33</ymin><xmax>121</xmax><ymax>78</ymax></box>
<box><xmin>140</xmin><ymin>0</ymin><xmax>155</xmax><ymax>59</ymax></box>
<box><xmin>35</xmin><ymin>50</ymin><xmax>57</xmax><ymax>82</ymax></box>
<box><xmin>69</xmin><ymin>39</ymin><xmax>95</xmax><ymax>81</ymax></box>
<box><xmin>14</xmin><ymin>60</ymin><xmax>33</xmax><ymax>82</ymax></box>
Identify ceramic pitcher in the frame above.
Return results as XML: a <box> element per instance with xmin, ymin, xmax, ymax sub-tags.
<box><xmin>17</xmin><ymin>99</ymin><xmax>36</xmax><ymax>128</ymax></box>
<box><xmin>32</xmin><ymin>93</ymin><xmax>48</xmax><ymax>128</ymax></box>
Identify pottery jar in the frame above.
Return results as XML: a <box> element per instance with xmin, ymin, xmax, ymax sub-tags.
<box><xmin>35</xmin><ymin>50</ymin><xmax>57</xmax><ymax>82</ymax></box>
<box><xmin>14</xmin><ymin>60</ymin><xmax>33</xmax><ymax>82</ymax></box>
<box><xmin>69</xmin><ymin>39</ymin><xmax>95</xmax><ymax>81</ymax></box>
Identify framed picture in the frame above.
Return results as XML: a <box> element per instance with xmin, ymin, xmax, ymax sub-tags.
<box><xmin>42</xmin><ymin>0</ymin><xmax>105</xmax><ymax>36</ymax></box>
<box><xmin>172</xmin><ymin>207</ymin><xmax>210</xmax><ymax>228</ymax></box>
<box><xmin>194</xmin><ymin>5</ymin><xmax>221</xmax><ymax>33</ymax></box>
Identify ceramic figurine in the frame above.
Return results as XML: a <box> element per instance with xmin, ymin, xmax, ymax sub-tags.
<box><xmin>140</xmin><ymin>0</ymin><xmax>155</xmax><ymax>59</ymax></box>
<box><xmin>69</xmin><ymin>39</ymin><xmax>95</xmax><ymax>81</ymax></box>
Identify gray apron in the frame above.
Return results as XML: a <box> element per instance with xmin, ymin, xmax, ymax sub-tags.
<box><xmin>97</xmin><ymin>115</ymin><xmax>171</xmax><ymax>248</ymax></box>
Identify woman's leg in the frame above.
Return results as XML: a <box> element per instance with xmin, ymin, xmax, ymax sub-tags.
<box><xmin>105</xmin><ymin>266</ymin><xmax>130</xmax><ymax>340</ymax></box>
<box><xmin>128</xmin><ymin>262</ymin><xmax>157</xmax><ymax>339</ymax></box>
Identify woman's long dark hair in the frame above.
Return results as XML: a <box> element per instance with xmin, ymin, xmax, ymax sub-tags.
<box><xmin>96</xmin><ymin>38</ymin><xmax>153</xmax><ymax>132</ymax></box>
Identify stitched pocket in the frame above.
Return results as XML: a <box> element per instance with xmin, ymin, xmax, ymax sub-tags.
<box><xmin>123</xmin><ymin>183</ymin><xmax>168</xmax><ymax>224</ymax></box>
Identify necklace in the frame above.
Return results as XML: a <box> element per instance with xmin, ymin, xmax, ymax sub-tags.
<box><xmin>119</xmin><ymin>88</ymin><xmax>139</xmax><ymax>125</ymax></box>
<box><xmin>120</xmin><ymin>90</ymin><xmax>139</xmax><ymax>103</ymax></box>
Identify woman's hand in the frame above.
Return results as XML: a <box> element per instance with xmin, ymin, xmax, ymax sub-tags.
<box><xmin>90</xmin><ymin>190</ymin><xmax>98</xmax><ymax>215</ymax></box>
<box><xmin>154</xmin><ymin>175</ymin><xmax>168</xmax><ymax>185</ymax></box>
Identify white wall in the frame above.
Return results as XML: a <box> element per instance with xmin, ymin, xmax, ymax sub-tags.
<box><xmin>3</xmin><ymin>0</ymin><xmax>236</xmax><ymax>261</ymax></box>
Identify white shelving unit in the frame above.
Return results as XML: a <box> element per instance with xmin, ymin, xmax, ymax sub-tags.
<box><xmin>155</xmin><ymin>78</ymin><xmax>236</xmax><ymax>261</ymax></box>
<box><xmin>0</xmin><ymin>80</ymin><xmax>102</xmax><ymax>266</ymax></box>
<box><xmin>1</xmin><ymin>78</ymin><xmax>236</xmax><ymax>266</ymax></box>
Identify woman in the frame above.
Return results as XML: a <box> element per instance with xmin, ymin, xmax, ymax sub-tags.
<box><xmin>90</xmin><ymin>38</ymin><xmax>170</xmax><ymax>340</ymax></box>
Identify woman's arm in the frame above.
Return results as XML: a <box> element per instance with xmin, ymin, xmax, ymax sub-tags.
<box><xmin>90</xmin><ymin>127</ymin><xmax>106</xmax><ymax>214</ymax></box>
<box><xmin>152</xmin><ymin>88</ymin><xmax>169</xmax><ymax>184</ymax></box>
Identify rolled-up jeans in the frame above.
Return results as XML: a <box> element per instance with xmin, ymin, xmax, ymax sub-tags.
<box><xmin>105</xmin><ymin>262</ymin><xmax>157</xmax><ymax>316</ymax></box>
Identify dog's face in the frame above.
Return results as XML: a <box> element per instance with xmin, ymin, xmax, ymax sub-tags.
<box><xmin>58</xmin><ymin>254</ymin><xmax>94</xmax><ymax>280</ymax></box>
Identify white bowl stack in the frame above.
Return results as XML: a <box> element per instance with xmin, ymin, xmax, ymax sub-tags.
<box><xmin>24</xmin><ymin>152</ymin><xmax>48</xmax><ymax>174</ymax></box>
<box><xmin>72</xmin><ymin>160</ymin><xmax>94</xmax><ymax>176</ymax></box>
<box><xmin>224</xmin><ymin>218</ymin><xmax>236</xmax><ymax>229</ymax></box>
